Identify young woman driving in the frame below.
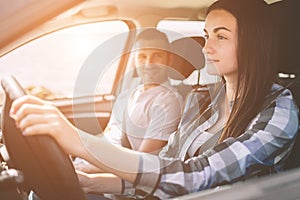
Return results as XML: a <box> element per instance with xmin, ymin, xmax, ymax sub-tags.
<box><xmin>10</xmin><ymin>0</ymin><xmax>299</xmax><ymax>199</ymax></box>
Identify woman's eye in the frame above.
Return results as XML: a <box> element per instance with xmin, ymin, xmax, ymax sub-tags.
<box><xmin>204</xmin><ymin>34</ymin><xmax>209</xmax><ymax>39</ymax></box>
<box><xmin>217</xmin><ymin>35</ymin><xmax>227</xmax><ymax>40</ymax></box>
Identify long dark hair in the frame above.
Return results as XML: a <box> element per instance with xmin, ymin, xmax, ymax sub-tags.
<box><xmin>206</xmin><ymin>0</ymin><xmax>278</xmax><ymax>142</ymax></box>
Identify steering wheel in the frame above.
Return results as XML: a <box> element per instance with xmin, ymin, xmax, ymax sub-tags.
<box><xmin>1</xmin><ymin>76</ymin><xmax>86</xmax><ymax>200</ymax></box>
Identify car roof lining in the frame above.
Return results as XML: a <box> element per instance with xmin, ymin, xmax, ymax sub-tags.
<box><xmin>0</xmin><ymin>0</ymin><xmax>286</xmax><ymax>57</ymax></box>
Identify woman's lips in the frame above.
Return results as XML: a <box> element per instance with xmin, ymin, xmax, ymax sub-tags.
<box><xmin>206</xmin><ymin>58</ymin><xmax>219</xmax><ymax>64</ymax></box>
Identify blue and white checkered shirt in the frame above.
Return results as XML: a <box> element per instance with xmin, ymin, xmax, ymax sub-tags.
<box><xmin>122</xmin><ymin>83</ymin><xmax>299</xmax><ymax>199</ymax></box>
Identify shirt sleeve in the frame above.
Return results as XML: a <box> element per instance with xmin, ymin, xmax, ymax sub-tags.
<box><xmin>144</xmin><ymin>91</ymin><xmax>183</xmax><ymax>141</ymax></box>
<box><xmin>103</xmin><ymin>92</ymin><xmax>129</xmax><ymax>146</ymax></box>
<box><xmin>135</xmin><ymin>88</ymin><xmax>299</xmax><ymax>199</ymax></box>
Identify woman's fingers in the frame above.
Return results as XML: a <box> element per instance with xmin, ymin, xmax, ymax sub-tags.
<box><xmin>10</xmin><ymin>95</ymin><xmax>50</xmax><ymax>116</ymax></box>
<box><xmin>18</xmin><ymin>113</ymin><xmax>58</xmax><ymax>134</ymax></box>
<box><xmin>10</xmin><ymin>95</ymin><xmax>63</xmax><ymax>138</ymax></box>
<box><xmin>9</xmin><ymin>95</ymin><xmax>80</xmax><ymax>156</ymax></box>
<box><xmin>12</xmin><ymin>103</ymin><xmax>57</xmax><ymax>126</ymax></box>
<box><xmin>22</xmin><ymin>123</ymin><xmax>56</xmax><ymax>136</ymax></box>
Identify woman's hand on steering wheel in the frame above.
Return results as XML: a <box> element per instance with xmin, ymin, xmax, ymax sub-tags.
<box><xmin>10</xmin><ymin>95</ymin><xmax>78</xmax><ymax>154</ymax></box>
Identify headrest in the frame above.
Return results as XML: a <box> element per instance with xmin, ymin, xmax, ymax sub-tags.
<box><xmin>168</xmin><ymin>36</ymin><xmax>205</xmax><ymax>80</ymax></box>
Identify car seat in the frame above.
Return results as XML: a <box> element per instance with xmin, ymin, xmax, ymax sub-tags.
<box><xmin>169</xmin><ymin>36</ymin><xmax>206</xmax><ymax>99</ymax></box>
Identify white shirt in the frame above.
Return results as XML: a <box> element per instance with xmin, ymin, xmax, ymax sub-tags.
<box><xmin>105</xmin><ymin>82</ymin><xmax>183</xmax><ymax>150</ymax></box>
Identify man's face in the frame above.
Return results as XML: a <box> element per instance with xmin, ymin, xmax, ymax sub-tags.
<box><xmin>134</xmin><ymin>39</ymin><xmax>171</xmax><ymax>84</ymax></box>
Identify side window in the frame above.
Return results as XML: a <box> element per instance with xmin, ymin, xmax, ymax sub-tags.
<box><xmin>0</xmin><ymin>20</ymin><xmax>129</xmax><ymax>101</ymax></box>
<box><xmin>157</xmin><ymin>20</ymin><xmax>219</xmax><ymax>86</ymax></box>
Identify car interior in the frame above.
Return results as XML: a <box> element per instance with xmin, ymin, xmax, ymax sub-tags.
<box><xmin>0</xmin><ymin>0</ymin><xmax>299</xmax><ymax>199</ymax></box>
<box><xmin>1</xmin><ymin>76</ymin><xmax>86</xmax><ymax>200</ymax></box>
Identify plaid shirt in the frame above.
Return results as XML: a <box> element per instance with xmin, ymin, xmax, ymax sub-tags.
<box><xmin>121</xmin><ymin>83</ymin><xmax>299</xmax><ymax>199</ymax></box>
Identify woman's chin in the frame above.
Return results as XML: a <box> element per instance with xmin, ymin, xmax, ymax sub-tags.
<box><xmin>206</xmin><ymin>65</ymin><xmax>221</xmax><ymax>76</ymax></box>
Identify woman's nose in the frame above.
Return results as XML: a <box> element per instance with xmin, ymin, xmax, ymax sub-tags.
<box><xmin>202</xmin><ymin>39</ymin><xmax>213</xmax><ymax>55</ymax></box>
